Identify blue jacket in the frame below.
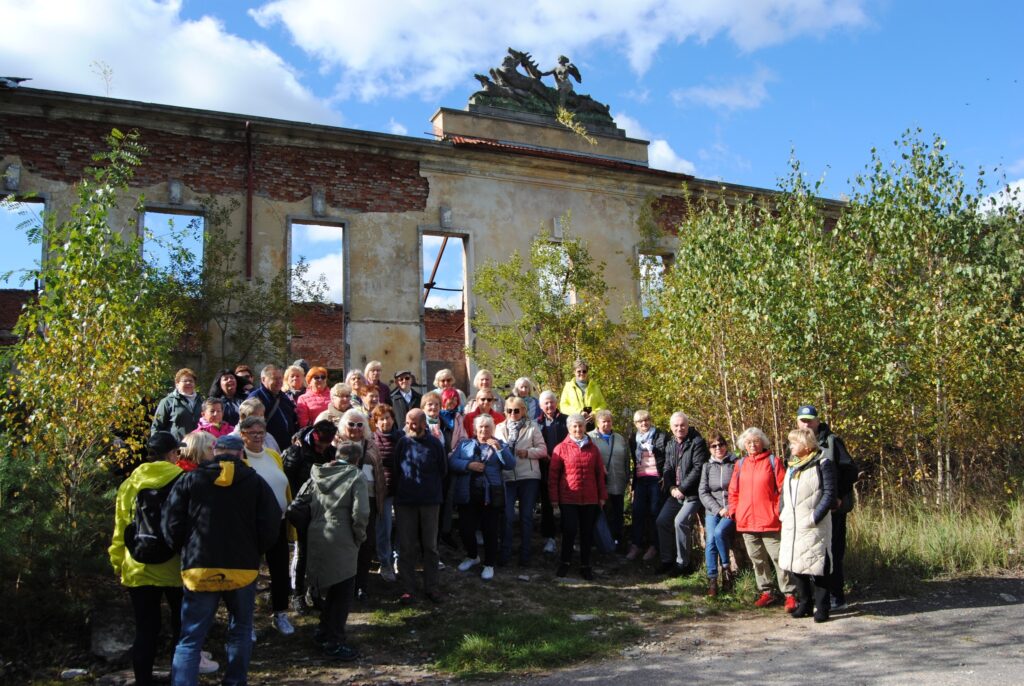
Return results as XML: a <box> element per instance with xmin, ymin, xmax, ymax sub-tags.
<box><xmin>394</xmin><ymin>433</ymin><xmax>448</xmax><ymax>506</ymax></box>
<box><xmin>449</xmin><ymin>438</ymin><xmax>516</xmax><ymax>505</ymax></box>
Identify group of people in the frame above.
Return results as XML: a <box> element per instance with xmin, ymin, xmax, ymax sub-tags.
<box><xmin>112</xmin><ymin>357</ymin><xmax>855</xmax><ymax>685</ymax></box>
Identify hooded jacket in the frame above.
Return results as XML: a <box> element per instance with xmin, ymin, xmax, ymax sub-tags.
<box><xmin>291</xmin><ymin>460</ymin><xmax>369</xmax><ymax>594</ymax></box>
<box><xmin>558</xmin><ymin>380</ymin><xmax>607</xmax><ymax>416</ymax></box>
<box><xmin>450</xmin><ymin>437</ymin><xmax>516</xmax><ymax>505</ymax></box>
<box><xmin>109</xmin><ymin>460</ymin><xmax>183</xmax><ymax>587</ymax></box>
<box><xmin>549</xmin><ymin>436</ymin><xmax>608</xmax><ymax>506</ymax></box>
<box><xmin>779</xmin><ymin>454</ymin><xmax>836</xmax><ymax>576</ymax></box>
<box><xmin>282</xmin><ymin>425</ymin><xmax>336</xmax><ymax>496</ymax></box>
<box><xmin>727</xmin><ymin>450</ymin><xmax>785</xmax><ymax>533</ymax></box>
<box><xmin>587</xmin><ymin>429</ymin><xmax>629</xmax><ymax>495</ymax></box>
<box><xmin>151</xmin><ymin>390</ymin><xmax>202</xmax><ymax>440</ymax></box>
<box><xmin>161</xmin><ymin>455</ymin><xmax>281</xmax><ymax>591</ymax></box>
<box><xmin>664</xmin><ymin>427</ymin><xmax>710</xmax><ymax>501</ymax></box>
<box><xmin>699</xmin><ymin>452</ymin><xmax>737</xmax><ymax>513</ymax></box>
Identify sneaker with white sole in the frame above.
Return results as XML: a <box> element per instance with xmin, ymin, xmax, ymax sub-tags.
<box><xmin>251</xmin><ymin>627</ymin><xmax>257</xmax><ymax>644</ymax></box>
<box><xmin>198</xmin><ymin>653</ymin><xmax>219</xmax><ymax>674</ymax></box>
<box><xmin>480</xmin><ymin>565</ymin><xmax>494</xmax><ymax>581</ymax></box>
<box><xmin>273</xmin><ymin>611</ymin><xmax>295</xmax><ymax>636</ymax></box>
<box><xmin>380</xmin><ymin>566</ymin><xmax>397</xmax><ymax>582</ymax></box>
<box><xmin>457</xmin><ymin>557</ymin><xmax>481</xmax><ymax>572</ymax></box>
<box><xmin>543</xmin><ymin>538</ymin><xmax>557</xmax><ymax>554</ymax></box>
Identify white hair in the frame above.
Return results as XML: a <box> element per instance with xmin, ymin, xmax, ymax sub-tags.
<box><xmin>538</xmin><ymin>390</ymin><xmax>558</xmax><ymax>403</ymax></box>
<box><xmin>737</xmin><ymin>427</ymin><xmax>771</xmax><ymax>454</ymax></box>
<box><xmin>566</xmin><ymin>413</ymin><xmax>587</xmax><ymax>428</ymax></box>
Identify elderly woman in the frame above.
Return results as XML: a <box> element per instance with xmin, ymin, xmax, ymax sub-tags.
<box><xmin>495</xmin><ymin>395</ymin><xmax>547</xmax><ymax>566</ymax></box>
<box><xmin>315</xmin><ymin>383</ymin><xmax>352</xmax><ymax>428</ymax></box>
<box><xmin>233</xmin><ymin>398</ymin><xmax>281</xmax><ymax>453</ymax></box>
<box><xmin>558</xmin><ymin>360</ymin><xmax>606</xmax><ymax>430</ymax></box>
<box><xmin>435</xmin><ymin>388</ymin><xmax>468</xmax><ymax>545</ymax></box>
<box><xmin>699</xmin><ymin>432</ymin><xmax>737</xmax><ymax>596</ymax></box>
<box><xmin>238</xmin><ymin>415</ymin><xmax>295</xmax><ymax>635</ymax></box>
<box><xmin>627</xmin><ymin>409</ymin><xmax>670</xmax><ymax>562</ymax></box>
<box><xmin>283</xmin><ymin>364</ymin><xmax>307</xmax><ymax>405</ymax></box>
<box><xmin>359</xmin><ymin>386</ymin><xmax>382</xmax><ymax>414</ymax></box>
<box><xmin>297</xmin><ymin>366</ymin><xmax>331</xmax><ymax>428</ymax></box>
<box><xmin>450</xmin><ymin>414</ymin><xmax>515</xmax><ymax>580</ymax></box>
<box><xmin>549</xmin><ymin>413</ymin><xmax>607</xmax><ymax>580</ymax></box>
<box><xmin>345</xmin><ymin>370</ymin><xmax>368</xmax><ymax>409</ymax></box>
<box><xmin>728</xmin><ymin>427</ymin><xmax>797</xmax><ymax>610</ymax></box>
<box><xmin>151</xmin><ymin>368</ymin><xmax>202</xmax><ymax>440</ymax></box>
<box><xmin>371</xmin><ymin>404</ymin><xmax>402</xmax><ymax>582</ymax></box>
<box><xmin>178</xmin><ymin>430</ymin><xmax>215</xmax><ymax>472</ymax></box>
<box><xmin>287</xmin><ymin>441</ymin><xmax>368</xmax><ymax>661</ymax></box>
<box><xmin>513</xmin><ymin>376</ymin><xmax>542</xmax><ymax>422</ymax></box>
<box><xmin>195</xmin><ymin>397</ymin><xmax>234</xmax><ymax>438</ymax></box>
<box><xmin>433</xmin><ymin>368</ymin><xmax>467</xmax><ymax>409</ymax></box>
<box><xmin>464</xmin><ymin>368</ymin><xmax>496</xmax><ymax>414</ymax></box>
<box><xmin>337</xmin><ymin>408</ymin><xmax>386</xmax><ymax>602</ymax></box>
<box><xmin>780</xmin><ymin>427</ymin><xmax>836</xmax><ymax>622</ymax></box>
<box><xmin>364</xmin><ymin>360</ymin><xmax>392</xmax><ymax>405</ymax></box>
<box><xmin>208</xmin><ymin>369</ymin><xmax>243</xmax><ymax>426</ymax></box>
<box><xmin>588</xmin><ymin>409</ymin><xmax>629</xmax><ymax>551</ymax></box>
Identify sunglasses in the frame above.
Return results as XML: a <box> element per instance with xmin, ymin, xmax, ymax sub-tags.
<box><xmin>398</xmin><ymin>375</ymin><xmax>412</xmax><ymax>381</ymax></box>
<box><xmin>505</xmin><ymin>407</ymin><xmax>522</xmax><ymax>414</ymax></box>
<box><xmin>312</xmin><ymin>375</ymin><xmax>327</xmax><ymax>381</ymax></box>
<box><xmin>479</xmin><ymin>397</ymin><xmax>495</xmax><ymax>402</ymax></box>
<box><xmin>347</xmin><ymin>421</ymin><xmax>364</xmax><ymax>428</ymax></box>
<box><xmin>710</xmin><ymin>442</ymin><xmax>726</xmax><ymax>449</ymax></box>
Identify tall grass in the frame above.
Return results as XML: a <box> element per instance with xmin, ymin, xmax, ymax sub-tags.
<box><xmin>846</xmin><ymin>500</ymin><xmax>1024</xmax><ymax>593</ymax></box>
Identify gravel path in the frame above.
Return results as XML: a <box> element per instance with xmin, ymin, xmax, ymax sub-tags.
<box><xmin>510</xmin><ymin>576</ymin><xmax>1024</xmax><ymax>685</ymax></box>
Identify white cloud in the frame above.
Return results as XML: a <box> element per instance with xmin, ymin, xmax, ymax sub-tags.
<box><xmin>0</xmin><ymin>0</ymin><xmax>338</xmax><ymax>124</ymax></box>
<box><xmin>425</xmin><ymin>291</ymin><xmax>464</xmax><ymax>310</ymax></box>
<box><xmin>615</xmin><ymin>112</ymin><xmax>696</xmax><ymax>175</ymax></box>
<box><xmin>672</xmin><ymin>66</ymin><xmax>777</xmax><ymax>110</ymax></box>
<box><xmin>301</xmin><ymin>250</ymin><xmax>344</xmax><ymax>303</ymax></box>
<box><xmin>295</xmin><ymin>223</ymin><xmax>344</xmax><ymax>243</ymax></box>
<box><xmin>387</xmin><ymin>118</ymin><xmax>409</xmax><ymax>136</ymax></box>
<box><xmin>251</xmin><ymin>0</ymin><xmax>865</xmax><ymax>100</ymax></box>
<box><xmin>1007</xmin><ymin>158</ymin><xmax>1024</xmax><ymax>176</ymax></box>
<box><xmin>984</xmin><ymin>179</ymin><xmax>1024</xmax><ymax>212</ymax></box>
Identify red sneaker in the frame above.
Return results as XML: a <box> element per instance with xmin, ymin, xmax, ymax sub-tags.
<box><xmin>754</xmin><ymin>591</ymin><xmax>776</xmax><ymax>608</ymax></box>
<box><xmin>784</xmin><ymin>594</ymin><xmax>799</xmax><ymax>613</ymax></box>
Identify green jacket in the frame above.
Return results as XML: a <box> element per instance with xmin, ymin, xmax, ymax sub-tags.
<box><xmin>293</xmin><ymin>460</ymin><xmax>369</xmax><ymax>595</ymax></box>
<box><xmin>109</xmin><ymin>460</ymin><xmax>183</xmax><ymax>588</ymax></box>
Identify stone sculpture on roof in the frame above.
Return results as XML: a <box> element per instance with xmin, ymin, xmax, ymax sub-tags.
<box><xmin>470</xmin><ymin>48</ymin><xmax>614</xmax><ymax>126</ymax></box>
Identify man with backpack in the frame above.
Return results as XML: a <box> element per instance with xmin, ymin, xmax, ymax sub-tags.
<box><xmin>161</xmin><ymin>433</ymin><xmax>281</xmax><ymax>686</ymax></box>
<box><xmin>797</xmin><ymin>404</ymin><xmax>858</xmax><ymax>611</ymax></box>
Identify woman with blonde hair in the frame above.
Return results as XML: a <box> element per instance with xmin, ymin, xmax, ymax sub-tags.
<box><xmin>283</xmin><ymin>365</ymin><xmax>307</xmax><ymax>404</ymax></box>
<box><xmin>780</xmin><ymin>426</ymin><xmax>836</xmax><ymax>622</ymax></box>
<box><xmin>178</xmin><ymin>430</ymin><xmax>215</xmax><ymax>472</ymax></box>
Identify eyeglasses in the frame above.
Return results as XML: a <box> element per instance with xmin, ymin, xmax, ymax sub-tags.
<box><xmin>312</xmin><ymin>375</ymin><xmax>327</xmax><ymax>381</ymax></box>
<box><xmin>710</xmin><ymin>442</ymin><xmax>726</xmax><ymax>449</ymax></box>
<box><xmin>242</xmin><ymin>431</ymin><xmax>266</xmax><ymax>438</ymax></box>
<box><xmin>479</xmin><ymin>397</ymin><xmax>495</xmax><ymax>402</ymax></box>
<box><xmin>347</xmin><ymin>421</ymin><xmax>364</xmax><ymax>428</ymax></box>
<box><xmin>505</xmin><ymin>408</ymin><xmax>522</xmax><ymax>414</ymax></box>
<box><xmin>398</xmin><ymin>375</ymin><xmax>412</xmax><ymax>381</ymax></box>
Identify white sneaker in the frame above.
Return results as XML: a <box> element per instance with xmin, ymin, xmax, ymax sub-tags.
<box><xmin>380</xmin><ymin>566</ymin><xmax>397</xmax><ymax>582</ymax></box>
<box><xmin>198</xmin><ymin>653</ymin><xmax>219</xmax><ymax>674</ymax></box>
<box><xmin>543</xmin><ymin>538</ymin><xmax>557</xmax><ymax>554</ymax></box>
<box><xmin>475</xmin><ymin>531</ymin><xmax>484</xmax><ymax>545</ymax></box>
<box><xmin>273</xmin><ymin>611</ymin><xmax>295</xmax><ymax>636</ymax></box>
<box><xmin>457</xmin><ymin>556</ymin><xmax>481</xmax><ymax>572</ymax></box>
<box><xmin>251</xmin><ymin>627</ymin><xmax>257</xmax><ymax>644</ymax></box>
<box><xmin>480</xmin><ymin>565</ymin><xmax>494</xmax><ymax>581</ymax></box>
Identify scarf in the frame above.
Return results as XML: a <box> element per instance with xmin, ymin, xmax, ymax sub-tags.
<box><xmin>504</xmin><ymin>418</ymin><xmax>525</xmax><ymax>447</ymax></box>
<box><xmin>573</xmin><ymin>435</ymin><xmax>590</xmax><ymax>448</ymax></box>
<box><xmin>788</xmin><ymin>450</ymin><xmax>819</xmax><ymax>479</ymax></box>
<box><xmin>575</xmin><ymin>379</ymin><xmax>588</xmax><ymax>392</ymax></box>
<box><xmin>439</xmin><ymin>408</ymin><xmax>458</xmax><ymax>430</ymax></box>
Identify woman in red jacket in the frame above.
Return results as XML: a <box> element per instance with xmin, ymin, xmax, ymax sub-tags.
<box><xmin>549</xmin><ymin>414</ymin><xmax>607</xmax><ymax>580</ymax></box>
<box><xmin>727</xmin><ymin>427</ymin><xmax>797</xmax><ymax>610</ymax></box>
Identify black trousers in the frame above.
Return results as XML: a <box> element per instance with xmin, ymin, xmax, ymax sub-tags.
<box><xmin>828</xmin><ymin>511</ymin><xmax>848</xmax><ymax>601</ymax></box>
<box><xmin>458</xmin><ymin>499</ymin><xmax>501</xmax><ymax>566</ymax></box>
<box><xmin>355</xmin><ymin>498</ymin><xmax>378</xmax><ymax>593</ymax></box>
<box><xmin>320</xmin><ymin>576</ymin><xmax>356</xmax><ymax>645</ymax></box>
<box><xmin>560</xmin><ymin>504</ymin><xmax>599</xmax><ymax>566</ymax></box>
<box><xmin>265</xmin><ymin>519</ymin><xmax>290</xmax><ymax>613</ymax></box>
<box><xmin>539</xmin><ymin>461</ymin><xmax>556</xmax><ymax>538</ymax></box>
<box><xmin>292</xmin><ymin>528</ymin><xmax>308</xmax><ymax>598</ymax></box>
<box><xmin>793</xmin><ymin>572</ymin><xmax>830</xmax><ymax>614</ymax></box>
<box><xmin>127</xmin><ymin>585</ymin><xmax>183</xmax><ymax>686</ymax></box>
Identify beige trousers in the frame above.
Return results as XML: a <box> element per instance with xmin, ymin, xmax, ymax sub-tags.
<box><xmin>742</xmin><ymin>531</ymin><xmax>795</xmax><ymax>594</ymax></box>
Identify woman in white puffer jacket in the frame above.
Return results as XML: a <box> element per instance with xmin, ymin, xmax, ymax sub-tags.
<box><xmin>779</xmin><ymin>426</ymin><xmax>836</xmax><ymax>623</ymax></box>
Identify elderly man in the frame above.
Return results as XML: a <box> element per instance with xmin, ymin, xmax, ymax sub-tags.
<box><xmin>389</xmin><ymin>370</ymin><xmax>422</xmax><ymax>427</ymax></box>
<box><xmin>247</xmin><ymin>365</ymin><xmax>297</xmax><ymax>452</ymax></box>
<box><xmin>654</xmin><ymin>412</ymin><xmax>709</xmax><ymax>575</ymax></box>
<box><xmin>162</xmin><ymin>434</ymin><xmax>281</xmax><ymax>686</ymax></box>
<box><xmin>797</xmin><ymin>404</ymin><xmax>857</xmax><ymax>610</ymax></box>
<box><xmin>393</xmin><ymin>408</ymin><xmax>447</xmax><ymax>604</ymax></box>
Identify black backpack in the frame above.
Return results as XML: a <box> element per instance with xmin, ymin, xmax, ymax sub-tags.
<box><xmin>123</xmin><ymin>476</ymin><xmax>181</xmax><ymax>564</ymax></box>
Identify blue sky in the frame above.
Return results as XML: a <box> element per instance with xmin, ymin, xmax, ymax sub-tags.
<box><xmin>2</xmin><ymin>0</ymin><xmax>1022</xmax><ymax>296</ymax></box>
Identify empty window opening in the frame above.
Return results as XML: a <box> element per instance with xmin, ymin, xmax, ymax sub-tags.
<box><xmin>423</xmin><ymin>232</ymin><xmax>469</xmax><ymax>392</ymax></box>
<box><xmin>292</xmin><ymin>222</ymin><xmax>343</xmax><ymax>304</ymax></box>
<box><xmin>537</xmin><ymin>239</ymin><xmax>575</xmax><ymax>308</ymax></box>
<box><xmin>0</xmin><ymin>198</ymin><xmax>44</xmax><ymax>290</ymax></box>
<box><xmin>422</xmin><ymin>234</ymin><xmax>465</xmax><ymax>310</ymax></box>
<box><xmin>143</xmin><ymin>210</ymin><xmax>204</xmax><ymax>274</ymax></box>
<box><xmin>639</xmin><ymin>253</ymin><xmax>673</xmax><ymax>317</ymax></box>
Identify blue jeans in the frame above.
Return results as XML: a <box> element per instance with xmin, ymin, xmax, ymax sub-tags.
<box><xmin>376</xmin><ymin>496</ymin><xmax>394</xmax><ymax>568</ymax></box>
<box><xmin>704</xmin><ymin>513</ymin><xmax>735</xmax><ymax>578</ymax></box>
<box><xmin>502</xmin><ymin>479</ymin><xmax>540</xmax><ymax>562</ymax></box>
<box><xmin>171</xmin><ymin>582</ymin><xmax>256</xmax><ymax>686</ymax></box>
<box><xmin>630</xmin><ymin>477</ymin><xmax>662</xmax><ymax>547</ymax></box>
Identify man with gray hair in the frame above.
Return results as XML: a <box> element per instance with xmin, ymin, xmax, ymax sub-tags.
<box><xmin>246</xmin><ymin>365</ymin><xmax>297</xmax><ymax>452</ymax></box>
<box><xmin>655</xmin><ymin>412</ymin><xmax>709</xmax><ymax>575</ymax></box>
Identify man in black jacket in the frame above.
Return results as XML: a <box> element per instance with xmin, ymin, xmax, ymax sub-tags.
<box><xmin>655</xmin><ymin>412</ymin><xmax>709</xmax><ymax>575</ymax></box>
<box><xmin>798</xmin><ymin>404</ymin><xmax>856</xmax><ymax>610</ymax></box>
<box><xmin>389</xmin><ymin>370</ymin><xmax>422</xmax><ymax>427</ymax></box>
<box><xmin>281</xmin><ymin>420</ymin><xmax>337</xmax><ymax>612</ymax></box>
<box><xmin>162</xmin><ymin>434</ymin><xmax>281</xmax><ymax>686</ymax></box>
<box><xmin>246</xmin><ymin>365</ymin><xmax>297</xmax><ymax>453</ymax></box>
